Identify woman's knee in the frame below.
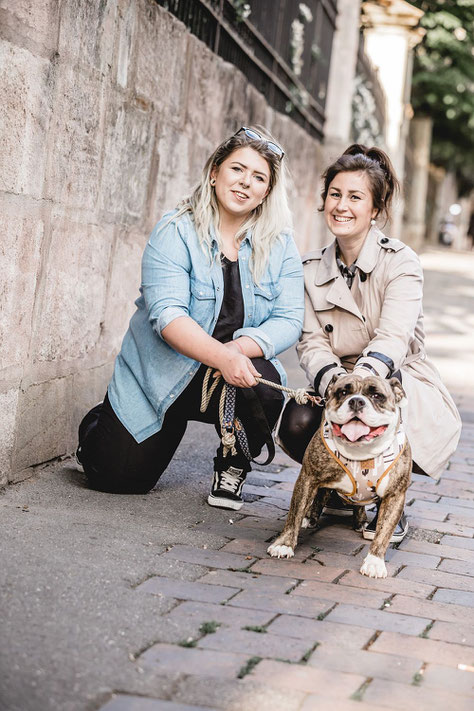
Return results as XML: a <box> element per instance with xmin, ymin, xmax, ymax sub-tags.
<box><xmin>278</xmin><ymin>397</ymin><xmax>323</xmax><ymax>464</ymax></box>
<box><xmin>78</xmin><ymin>395</ymin><xmax>162</xmax><ymax>495</ymax></box>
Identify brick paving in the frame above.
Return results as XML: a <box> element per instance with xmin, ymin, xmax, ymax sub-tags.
<box><xmin>96</xmin><ymin>413</ymin><xmax>474</xmax><ymax>711</ymax></box>
<box><xmin>94</xmin><ymin>250</ymin><xmax>474</xmax><ymax>710</ymax></box>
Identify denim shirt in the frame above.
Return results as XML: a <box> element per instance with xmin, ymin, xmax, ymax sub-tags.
<box><xmin>108</xmin><ymin>210</ymin><xmax>304</xmax><ymax>442</ymax></box>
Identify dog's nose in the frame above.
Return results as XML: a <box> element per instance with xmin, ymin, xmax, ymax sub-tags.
<box><xmin>348</xmin><ymin>396</ymin><xmax>365</xmax><ymax>412</ymax></box>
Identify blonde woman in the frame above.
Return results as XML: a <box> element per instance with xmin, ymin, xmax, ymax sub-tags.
<box><xmin>77</xmin><ymin>127</ymin><xmax>304</xmax><ymax>510</ymax></box>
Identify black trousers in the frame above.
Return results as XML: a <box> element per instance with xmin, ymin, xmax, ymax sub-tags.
<box><xmin>78</xmin><ymin>358</ymin><xmax>284</xmax><ymax>494</ymax></box>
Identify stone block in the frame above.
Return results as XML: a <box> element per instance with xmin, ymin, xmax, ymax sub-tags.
<box><xmin>0</xmin><ymin>388</ymin><xmax>19</xmax><ymax>487</ymax></box>
<box><xmin>101</xmin><ymin>227</ymin><xmax>145</xmax><ymax>356</ymax></box>
<box><xmin>198</xmin><ymin>627</ymin><xmax>312</xmax><ymax>663</ymax></box>
<box><xmin>12</xmin><ymin>375</ymin><xmax>72</xmax><ymax>474</ymax></box>
<box><xmin>57</xmin><ymin>0</ymin><xmax>116</xmax><ymax>73</ymax></box>
<box><xmin>44</xmin><ymin>62</ymin><xmax>104</xmax><ymax>211</ymax></box>
<box><xmin>338</xmin><ymin>569</ymin><xmax>436</xmax><ymax>598</ymax></box>
<box><xmin>139</xmin><ymin>642</ymin><xmax>248</xmax><ymax>679</ymax></box>
<box><xmin>0</xmin><ymin>0</ymin><xmax>59</xmax><ymax>55</ymax></box>
<box><xmin>266</xmin><ymin>614</ymin><xmax>374</xmax><ymax>648</ymax></box>
<box><xmin>228</xmin><ymin>589</ymin><xmax>332</xmax><ymax>618</ymax></box>
<box><xmin>198</xmin><ymin>569</ymin><xmax>296</xmax><ymax>595</ymax></box>
<box><xmin>308</xmin><ymin>646</ymin><xmax>421</xmax><ymax>684</ymax></box>
<box><xmin>161</xmin><ymin>544</ymin><xmax>257</xmax><ymax>570</ymax></box>
<box><xmin>370</xmin><ymin>630</ymin><xmax>474</xmax><ymax>667</ymax></box>
<box><xmin>100</xmin><ymin>98</ymin><xmax>156</xmax><ymax>223</ymax></box>
<box><xmin>115</xmin><ymin>0</ymin><xmax>136</xmax><ymax>89</ymax></box>
<box><xmin>248</xmin><ymin>659</ymin><xmax>365</xmax><ymax>696</ymax></box>
<box><xmin>325</xmin><ymin>603</ymin><xmax>430</xmax><ymax>636</ymax></box>
<box><xmin>135</xmin><ymin>2</ymin><xmax>188</xmax><ymax>119</ymax></box>
<box><xmin>165</xmin><ymin>600</ymin><xmax>275</xmax><ymax>629</ymax></box>
<box><xmin>364</xmin><ymin>678</ymin><xmax>473</xmax><ymax>711</ymax></box>
<box><xmin>0</xmin><ymin>40</ymin><xmax>51</xmax><ymax>197</ymax></box>
<box><xmin>184</xmin><ymin>39</ymin><xmax>237</xmax><ymax>146</ymax></box>
<box><xmin>32</xmin><ymin>215</ymin><xmax>114</xmax><ymax>363</ymax></box>
<box><xmin>136</xmin><ymin>575</ymin><xmax>239</xmax><ymax>604</ymax></box>
<box><xmin>0</xmin><ymin>205</ymin><xmax>44</xmax><ymax>370</ymax></box>
<box><xmin>151</xmin><ymin>127</ymin><xmax>196</xmax><ymax>218</ymax></box>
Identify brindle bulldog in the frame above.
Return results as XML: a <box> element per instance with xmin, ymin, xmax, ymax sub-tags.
<box><xmin>267</xmin><ymin>373</ymin><xmax>412</xmax><ymax>578</ymax></box>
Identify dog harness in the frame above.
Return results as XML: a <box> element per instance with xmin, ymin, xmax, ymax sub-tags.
<box><xmin>321</xmin><ymin>419</ymin><xmax>407</xmax><ymax>505</ymax></box>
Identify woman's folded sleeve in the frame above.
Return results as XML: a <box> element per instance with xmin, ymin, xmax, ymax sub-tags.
<box><xmin>141</xmin><ymin>217</ymin><xmax>192</xmax><ymax>338</ymax></box>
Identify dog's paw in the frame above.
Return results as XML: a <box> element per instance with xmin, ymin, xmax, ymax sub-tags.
<box><xmin>267</xmin><ymin>543</ymin><xmax>295</xmax><ymax>559</ymax></box>
<box><xmin>360</xmin><ymin>553</ymin><xmax>387</xmax><ymax>578</ymax></box>
<box><xmin>301</xmin><ymin>517</ymin><xmax>310</xmax><ymax>529</ymax></box>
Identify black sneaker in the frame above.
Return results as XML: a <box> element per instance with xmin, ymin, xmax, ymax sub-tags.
<box><xmin>323</xmin><ymin>490</ymin><xmax>353</xmax><ymax>517</ymax></box>
<box><xmin>207</xmin><ymin>466</ymin><xmax>247</xmax><ymax>510</ymax></box>
<box><xmin>363</xmin><ymin>509</ymin><xmax>408</xmax><ymax>543</ymax></box>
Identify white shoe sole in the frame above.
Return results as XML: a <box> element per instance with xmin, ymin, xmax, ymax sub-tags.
<box><xmin>362</xmin><ymin>526</ymin><xmax>408</xmax><ymax>543</ymax></box>
<box><xmin>207</xmin><ymin>494</ymin><xmax>243</xmax><ymax>511</ymax></box>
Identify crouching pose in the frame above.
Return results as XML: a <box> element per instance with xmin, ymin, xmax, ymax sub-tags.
<box><xmin>270</xmin><ymin>144</ymin><xmax>461</xmax><ymax>573</ymax></box>
<box><xmin>77</xmin><ymin>126</ymin><xmax>304</xmax><ymax>510</ymax></box>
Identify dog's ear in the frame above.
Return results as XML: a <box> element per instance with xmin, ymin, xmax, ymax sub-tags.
<box><xmin>325</xmin><ymin>374</ymin><xmax>340</xmax><ymax>398</ymax></box>
<box><xmin>389</xmin><ymin>378</ymin><xmax>407</xmax><ymax>408</ymax></box>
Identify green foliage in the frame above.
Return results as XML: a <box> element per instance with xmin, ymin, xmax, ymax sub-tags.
<box><xmin>237</xmin><ymin>656</ymin><xmax>262</xmax><ymax>679</ymax></box>
<box><xmin>408</xmin><ymin>1</ymin><xmax>474</xmax><ymax>194</ymax></box>
<box><xmin>199</xmin><ymin>621</ymin><xmax>221</xmax><ymax>635</ymax></box>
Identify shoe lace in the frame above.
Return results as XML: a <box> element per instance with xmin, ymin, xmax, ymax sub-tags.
<box><xmin>218</xmin><ymin>468</ymin><xmax>243</xmax><ymax>493</ymax></box>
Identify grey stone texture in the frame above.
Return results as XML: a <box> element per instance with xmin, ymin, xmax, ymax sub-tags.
<box><xmin>0</xmin><ymin>0</ymin><xmax>326</xmax><ymax>484</ymax></box>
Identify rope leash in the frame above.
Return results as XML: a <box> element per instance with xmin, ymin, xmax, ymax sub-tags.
<box><xmin>200</xmin><ymin>368</ymin><xmax>324</xmax><ymax>461</ymax></box>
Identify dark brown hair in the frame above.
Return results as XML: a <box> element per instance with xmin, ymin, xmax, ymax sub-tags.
<box><xmin>320</xmin><ymin>144</ymin><xmax>400</xmax><ymax>225</ymax></box>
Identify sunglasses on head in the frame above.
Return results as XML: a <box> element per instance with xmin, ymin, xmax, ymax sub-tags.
<box><xmin>234</xmin><ymin>126</ymin><xmax>285</xmax><ymax>160</ymax></box>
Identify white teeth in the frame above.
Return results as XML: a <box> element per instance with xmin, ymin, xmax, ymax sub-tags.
<box><xmin>234</xmin><ymin>191</ymin><xmax>248</xmax><ymax>199</ymax></box>
<box><xmin>334</xmin><ymin>216</ymin><xmax>352</xmax><ymax>222</ymax></box>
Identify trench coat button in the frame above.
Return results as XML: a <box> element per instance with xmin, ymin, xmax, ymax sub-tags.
<box><xmin>380</xmin><ymin>237</ymin><xmax>389</xmax><ymax>244</ymax></box>
<box><xmin>360</xmin><ymin>271</ymin><xmax>367</xmax><ymax>282</ymax></box>
<box><xmin>324</xmin><ymin>324</ymin><xmax>333</xmax><ymax>333</ymax></box>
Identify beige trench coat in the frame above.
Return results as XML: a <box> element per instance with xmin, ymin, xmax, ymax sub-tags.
<box><xmin>297</xmin><ymin>227</ymin><xmax>461</xmax><ymax>480</ymax></box>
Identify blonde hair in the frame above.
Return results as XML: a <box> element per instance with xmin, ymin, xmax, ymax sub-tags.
<box><xmin>173</xmin><ymin>126</ymin><xmax>292</xmax><ymax>283</ymax></box>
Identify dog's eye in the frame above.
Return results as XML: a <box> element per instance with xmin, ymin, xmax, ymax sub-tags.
<box><xmin>338</xmin><ymin>388</ymin><xmax>348</xmax><ymax>397</ymax></box>
<box><xmin>370</xmin><ymin>392</ymin><xmax>384</xmax><ymax>401</ymax></box>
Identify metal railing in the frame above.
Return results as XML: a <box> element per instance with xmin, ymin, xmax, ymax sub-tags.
<box><xmin>155</xmin><ymin>0</ymin><xmax>338</xmax><ymax>139</ymax></box>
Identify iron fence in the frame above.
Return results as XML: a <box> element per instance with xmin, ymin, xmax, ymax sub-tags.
<box><xmin>155</xmin><ymin>0</ymin><xmax>338</xmax><ymax>139</ymax></box>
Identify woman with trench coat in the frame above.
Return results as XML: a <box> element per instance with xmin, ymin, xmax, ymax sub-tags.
<box><xmin>279</xmin><ymin>144</ymin><xmax>461</xmax><ymax>542</ymax></box>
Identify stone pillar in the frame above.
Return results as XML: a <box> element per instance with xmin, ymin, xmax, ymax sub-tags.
<box><xmin>361</xmin><ymin>0</ymin><xmax>424</xmax><ymax>239</ymax></box>
<box><xmin>404</xmin><ymin>116</ymin><xmax>432</xmax><ymax>251</ymax></box>
<box><xmin>324</xmin><ymin>0</ymin><xmax>362</xmax><ymax>158</ymax></box>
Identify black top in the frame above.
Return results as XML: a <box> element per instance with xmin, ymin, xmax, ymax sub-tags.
<box><xmin>212</xmin><ymin>255</ymin><xmax>244</xmax><ymax>343</ymax></box>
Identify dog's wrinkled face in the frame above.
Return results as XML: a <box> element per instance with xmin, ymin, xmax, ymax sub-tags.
<box><xmin>325</xmin><ymin>374</ymin><xmax>406</xmax><ymax>457</ymax></box>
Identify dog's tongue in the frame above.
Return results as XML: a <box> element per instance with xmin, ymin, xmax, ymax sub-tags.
<box><xmin>341</xmin><ymin>420</ymin><xmax>371</xmax><ymax>442</ymax></box>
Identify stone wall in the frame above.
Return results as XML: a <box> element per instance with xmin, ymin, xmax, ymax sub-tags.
<box><xmin>0</xmin><ymin>0</ymin><xmax>326</xmax><ymax>486</ymax></box>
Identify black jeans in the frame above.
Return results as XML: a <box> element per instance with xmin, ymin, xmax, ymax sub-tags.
<box><xmin>278</xmin><ymin>395</ymin><xmax>324</xmax><ymax>464</ymax></box>
<box><xmin>78</xmin><ymin>358</ymin><xmax>284</xmax><ymax>494</ymax></box>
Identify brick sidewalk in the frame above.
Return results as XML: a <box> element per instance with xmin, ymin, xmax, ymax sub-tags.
<box><xmin>98</xmin><ymin>393</ymin><xmax>474</xmax><ymax>711</ymax></box>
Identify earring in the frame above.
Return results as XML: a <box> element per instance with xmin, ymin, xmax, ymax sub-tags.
<box><xmin>371</xmin><ymin>219</ymin><xmax>376</xmax><ymax>226</ymax></box>
<box><xmin>210</xmin><ymin>178</ymin><xmax>216</xmax><ymax>187</ymax></box>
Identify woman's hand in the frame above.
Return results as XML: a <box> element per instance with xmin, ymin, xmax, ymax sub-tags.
<box><xmin>214</xmin><ymin>345</ymin><xmax>261</xmax><ymax>387</ymax></box>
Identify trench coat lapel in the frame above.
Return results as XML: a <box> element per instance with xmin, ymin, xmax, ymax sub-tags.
<box><xmin>355</xmin><ymin>227</ymin><xmax>380</xmax><ymax>275</ymax></box>
<box><xmin>314</xmin><ymin>239</ymin><xmax>364</xmax><ymax>320</ymax></box>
